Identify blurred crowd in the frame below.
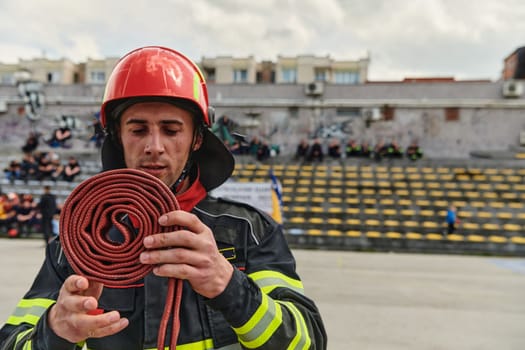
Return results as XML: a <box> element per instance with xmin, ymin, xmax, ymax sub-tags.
<box><xmin>295</xmin><ymin>138</ymin><xmax>423</xmax><ymax>162</ymax></box>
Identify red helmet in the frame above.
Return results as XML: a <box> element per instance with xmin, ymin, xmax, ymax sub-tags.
<box><xmin>100</xmin><ymin>46</ymin><xmax>234</xmax><ymax>191</ymax></box>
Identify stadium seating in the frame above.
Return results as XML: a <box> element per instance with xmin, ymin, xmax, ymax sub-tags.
<box><xmin>2</xmin><ymin>155</ymin><xmax>524</xmax><ymax>254</ymax></box>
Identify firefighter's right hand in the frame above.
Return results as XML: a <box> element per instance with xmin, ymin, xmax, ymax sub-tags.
<box><xmin>47</xmin><ymin>275</ymin><xmax>129</xmax><ymax>343</ymax></box>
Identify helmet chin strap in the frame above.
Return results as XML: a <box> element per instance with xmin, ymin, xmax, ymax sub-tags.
<box><xmin>171</xmin><ymin>161</ymin><xmax>192</xmax><ymax>193</ymax></box>
<box><xmin>170</xmin><ymin>124</ymin><xmax>203</xmax><ymax>194</ymax></box>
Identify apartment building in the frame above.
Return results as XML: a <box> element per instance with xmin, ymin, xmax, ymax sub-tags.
<box><xmin>0</xmin><ymin>53</ymin><xmax>369</xmax><ymax>86</ymax></box>
<box><xmin>201</xmin><ymin>54</ymin><xmax>369</xmax><ymax>85</ymax></box>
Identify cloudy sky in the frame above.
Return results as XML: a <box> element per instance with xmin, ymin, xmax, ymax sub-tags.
<box><xmin>0</xmin><ymin>0</ymin><xmax>523</xmax><ymax>81</ymax></box>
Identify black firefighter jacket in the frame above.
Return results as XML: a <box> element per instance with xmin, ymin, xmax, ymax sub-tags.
<box><xmin>0</xmin><ymin>196</ymin><xmax>327</xmax><ymax>349</ymax></box>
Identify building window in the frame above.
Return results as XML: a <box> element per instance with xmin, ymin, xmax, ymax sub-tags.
<box><xmin>445</xmin><ymin>107</ymin><xmax>459</xmax><ymax>121</ymax></box>
<box><xmin>383</xmin><ymin>106</ymin><xmax>395</xmax><ymax>120</ymax></box>
<box><xmin>204</xmin><ymin>68</ymin><xmax>215</xmax><ymax>83</ymax></box>
<box><xmin>334</xmin><ymin>71</ymin><xmax>360</xmax><ymax>84</ymax></box>
<box><xmin>47</xmin><ymin>72</ymin><xmax>61</xmax><ymax>83</ymax></box>
<box><xmin>315</xmin><ymin>69</ymin><xmax>328</xmax><ymax>82</ymax></box>
<box><xmin>90</xmin><ymin>71</ymin><xmax>106</xmax><ymax>84</ymax></box>
<box><xmin>336</xmin><ymin>107</ymin><xmax>361</xmax><ymax>117</ymax></box>
<box><xmin>233</xmin><ymin>69</ymin><xmax>248</xmax><ymax>83</ymax></box>
<box><xmin>281</xmin><ymin>68</ymin><xmax>297</xmax><ymax>83</ymax></box>
<box><xmin>1</xmin><ymin>74</ymin><xmax>15</xmax><ymax>84</ymax></box>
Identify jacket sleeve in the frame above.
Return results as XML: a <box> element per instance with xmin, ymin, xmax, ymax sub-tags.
<box><xmin>0</xmin><ymin>241</ymin><xmax>82</xmax><ymax>350</ymax></box>
<box><xmin>207</xmin><ymin>217</ymin><xmax>327</xmax><ymax>349</ymax></box>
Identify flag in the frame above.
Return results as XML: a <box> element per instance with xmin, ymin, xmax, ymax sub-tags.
<box><xmin>269</xmin><ymin>169</ymin><xmax>283</xmax><ymax>224</ymax></box>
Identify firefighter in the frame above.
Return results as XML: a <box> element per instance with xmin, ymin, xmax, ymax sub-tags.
<box><xmin>0</xmin><ymin>46</ymin><xmax>327</xmax><ymax>349</ymax></box>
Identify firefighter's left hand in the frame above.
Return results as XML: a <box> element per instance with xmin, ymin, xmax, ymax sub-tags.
<box><xmin>139</xmin><ymin>210</ymin><xmax>234</xmax><ymax>299</ymax></box>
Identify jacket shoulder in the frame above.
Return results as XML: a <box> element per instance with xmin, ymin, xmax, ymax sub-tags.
<box><xmin>195</xmin><ymin>195</ymin><xmax>279</xmax><ymax>245</ymax></box>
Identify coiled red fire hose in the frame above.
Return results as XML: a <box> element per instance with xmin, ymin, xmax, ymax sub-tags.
<box><xmin>60</xmin><ymin>168</ymin><xmax>183</xmax><ymax>349</ymax></box>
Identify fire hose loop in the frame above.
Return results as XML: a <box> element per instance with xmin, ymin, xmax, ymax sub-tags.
<box><xmin>60</xmin><ymin>168</ymin><xmax>183</xmax><ymax>349</ymax></box>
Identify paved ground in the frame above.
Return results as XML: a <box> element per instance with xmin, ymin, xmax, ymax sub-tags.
<box><xmin>0</xmin><ymin>239</ymin><xmax>524</xmax><ymax>350</ymax></box>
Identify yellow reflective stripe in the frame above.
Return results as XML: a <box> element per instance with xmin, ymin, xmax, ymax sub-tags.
<box><xmin>7</xmin><ymin>314</ymin><xmax>41</xmax><ymax>326</ymax></box>
<box><xmin>16</xmin><ymin>298</ymin><xmax>55</xmax><ymax>309</ymax></box>
<box><xmin>233</xmin><ymin>293</ymin><xmax>283</xmax><ymax>348</ymax></box>
<box><xmin>279</xmin><ymin>302</ymin><xmax>311</xmax><ymax>350</ymax></box>
<box><xmin>193</xmin><ymin>73</ymin><xmax>201</xmax><ymax>101</ymax></box>
<box><xmin>144</xmin><ymin>338</ymin><xmax>214</xmax><ymax>350</ymax></box>
<box><xmin>22</xmin><ymin>340</ymin><xmax>32</xmax><ymax>350</ymax></box>
<box><xmin>248</xmin><ymin>270</ymin><xmax>304</xmax><ymax>295</ymax></box>
<box><xmin>14</xmin><ymin>328</ymin><xmax>33</xmax><ymax>349</ymax></box>
<box><xmin>6</xmin><ymin>298</ymin><xmax>55</xmax><ymax>326</ymax></box>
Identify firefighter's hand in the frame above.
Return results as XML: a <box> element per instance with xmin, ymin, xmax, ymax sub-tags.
<box><xmin>48</xmin><ymin>275</ymin><xmax>129</xmax><ymax>343</ymax></box>
<box><xmin>140</xmin><ymin>210</ymin><xmax>234</xmax><ymax>299</ymax></box>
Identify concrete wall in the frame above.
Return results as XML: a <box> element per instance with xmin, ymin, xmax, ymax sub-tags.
<box><xmin>0</xmin><ymin>81</ymin><xmax>524</xmax><ymax>158</ymax></box>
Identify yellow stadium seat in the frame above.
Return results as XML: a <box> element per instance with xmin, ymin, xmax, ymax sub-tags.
<box><xmin>503</xmin><ymin>223</ymin><xmax>521</xmax><ymax>232</ymax></box>
<box><xmin>366</xmin><ymin>231</ymin><xmax>382</xmax><ymax>238</ymax></box>
<box><xmin>507</xmin><ymin>175</ymin><xmax>521</xmax><ymax>183</ymax></box>
<box><xmin>327</xmin><ymin>218</ymin><xmax>343</xmax><ymax>225</ymax></box>
<box><xmin>419</xmin><ymin>209</ymin><xmax>435</xmax><ymax>217</ymax></box>
<box><xmin>363</xmin><ymin>198</ymin><xmax>377</xmax><ymax>206</ymax></box>
<box><xmin>426</xmin><ymin>182</ymin><xmax>442</xmax><ymax>190</ymax></box>
<box><xmin>489</xmin><ymin>235</ymin><xmax>507</xmax><ymax>243</ymax></box>
<box><xmin>443</xmin><ymin>183</ymin><xmax>458</xmax><ymax>190</ymax></box>
<box><xmin>482</xmin><ymin>223</ymin><xmax>500</xmax><ymax>231</ymax></box>
<box><xmin>346</xmin><ymin>230</ymin><xmax>361</xmax><ymax>237</ymax></box>
<box><xmin>465</xmin><ymin>191</ymin><xmax>480</xmax><ymax>199</ymax></box>
<box><xmin>312</xmin><ymin>196</ymin><xmax>324</xmax><ymax>203</ymax></box>
<box><xmin>462</xmin><ymin>222</ymin><xmax>480</xmax><ymax>231</ymax></box>
<box><xmin>306</xmin><ymin>229</ymin><xmax>323</xmax><ymax>235</ymax></box>
<box><xmin>467</xmin><ymin>235</ymin><xmax>486</xmax><ymax>242</ymax></box>
<box><xmin>496</xmin><ymin>212</ymin><xmax>513</xmax><ymax>220</ymax></box>
<box><xmin>308</xmin><ymin>217</ymin><xmax>324</xmax><ymax>225</ymax></box>
<box><xmin>362</xmin><ymin>189</ymin><xmax>376</xmax><ymax>196</ymax></box>
<box><xmin>364</xmin><ymin>219</ymin><xmax>381</xmax><ymax>227</ymax></box>
<box><xmin>329</xmin><ymin>188</ymin><xmax>343</xmax><ymax>195</ymax></box>
<box><xmin>403</xmin><ymin>220</ymin><xmax>419</xmax><ymax>229</ymax></box>
<box><xmin>386</xmin><ymin>232</ymin><xmax>402</xmax><ymax>239</ymax></box>
<box><xmin>406</xmin><ymin>232</ymin><xmax>423</xmax><ymax>240</ymax></box>
<box><xmin>412</xmin><ymin>190</ymin><xmax>427</xmax><ymax>197</ymax></box>
<box><xmin>511</xmin><ymin>236</ymin><xmax>525</xmax><ymax>244</ymax></box>
<box><xmin>501</xmin><ymin>193</ymin><xmax>518</xmax><ymax>200</ymax></box>
<box><xmin>363</xmin><ymin>208</ymin><xmax>379</xmax><ymax>216</ymax></box>
<box><xmin>345</xmin><ymin>198</ymin><xmax>360</xmax><ymax>205</ymax></box>
<box><xmin>346</xmin><ymin>218</ymin><xmax>361</xmax><ymax>227</ymax></box>
<box><xmin>328</xmin><ymin>207</ymin><xmax>343</xmax><ymax>214</ymax></box>
<box><xmin>470</xmin><ymin>201</ymin><xmax>486</xmax><ymax>208</ymax></box>
<box><xmin>345</xmin><ymin>188</ymin><xmax>358</xmax><ymax>195</ymax></box>
<box><xmin>494</xmin><ymin>183</ymin><xmax>511</xmax><ymax>191</ymax></box>
<box><xmin>313</xmin><ymin>179</ymin><xmax>327</xmax><ymax>186</ymax></box>
<box><xmin>396</xmin><ymin>189</ymin><xmax>410</xmax><ymax>197</ymax></box>
<box><xmin>426</xmin><ymin>233</ymin><xmax>443</xmax><ymax>241</ymax></box>
<box><xmin>380</xmin><ymin>198</ymin><xmax>395</xmax><ymax>206</ymax></box>
<box><xmin>290</xmin><ymin>206</ymin><xmax>307</xmax><ymax>213</ymax></box>
<box><xmin>379</xmin><ymin>189</ymin><xmax>393</xmax><ymax>196</ymax></box>
<box><xmin>346</xmin><ymin>208</ymin><xmax>360</xmax><ymax>215</ymax></box>
<box><xmin>326</xmin><ymin>230</ymin><xmax>343</xmax><ymax>236</ymax></box>
<box><xmin>457</xmin><ymin>211</ymin><xmax>472</xmax><ymax>219</ymax></box>
<box><xmin>289</xmin><ymin>217</ymin><xmax>305</xmax><ymax>224</ymax></box>
<box><xmin>328</xmin><ymin>197</ymin><xmax>342</xmax><ymax>204</ymax></box>
<box><xmin>311</xmin><ymin>206</ymin><xmax>324</xmax><ymax>213</ymax></box>
<box><xmin>384</xmin><ymin>220</ymin><xmax>400</xmax><ymax>227</ymax></box>
<box><xmin>398</xmin><ymin>199</ymin><xmax>412</xmax><ymax>206</ymax></box>
<box><xmin>429</xmin><ymin>190</ymin><xmax>445</xmax><ymax>197</ymax></box>
<box><xmin>476</xmin><ymin>211</ymin><xmax>492</xmax><ymax>219</ymax></box>
<box><xmin>459</xmin><ymin>183</ymin><xmax>475</xmax><ymax>190</ymax></box>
